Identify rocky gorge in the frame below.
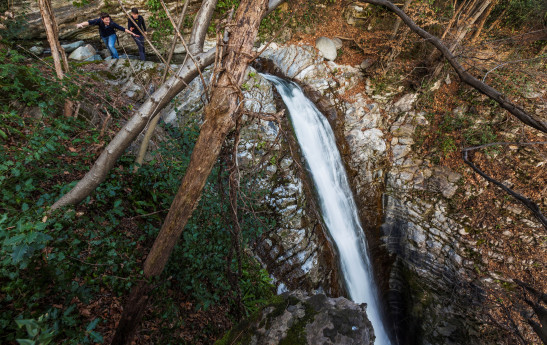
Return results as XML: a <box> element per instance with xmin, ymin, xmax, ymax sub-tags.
<box><xmin>5</xmin><ymin>1</ymin><xmax>546</xmax><ymax>343</ymax></box>
<box><xmin>87</xmin><ymin>37</ymin><xmax>546</xmax><ymax>343</ymax></box>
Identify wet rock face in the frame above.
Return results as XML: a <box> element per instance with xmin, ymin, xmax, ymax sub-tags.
<box><xmin>217</xmin><ymin>291</ymin><xmax>374</xmax><ymax>345</ymax></box>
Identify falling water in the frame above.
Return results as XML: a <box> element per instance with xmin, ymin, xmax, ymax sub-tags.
<box><xmin>263</xmin><ymin>74</ymin><xmax>392</xmax><ymax>344</ymax></box>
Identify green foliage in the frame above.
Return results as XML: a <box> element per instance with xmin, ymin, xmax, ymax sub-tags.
<box><xmin>146</xmin><ymin>0</ymin><xmax>174</xmax><ymax>43</ymax></box>
<box><xmin>463</xmin><ymin>124</ymin><xmax>498</xmax><ymax>147</ymax></box>
<box><xmin>1</xmin><ymin>82</ymin><xmax>274</xmax><ymax>345</ymax></box>
<box><xmin>0</xmin><ymin>50</ymin><xmax>76</xmax><ymax>115</ymax></box>
<box><xmin>217</xmin><ymin>0</ymin><xmax>239</xmax><ymax>13</ymax></box>
<box><xmin>15</xmin><ymin>317</ymin><xmax>55</xmax><ymax>345</ymax></box>
<box><xmin>493</xmin><ymin>0</ymin><xmax>547</xmax><ymax>29</ymax></box>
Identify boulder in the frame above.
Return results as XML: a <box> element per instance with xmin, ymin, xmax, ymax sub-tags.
<box><xmin>61</xmin><ymin>40</ymin><xmax>84</xmax><ymax>53</ymax></box>
<box><xmin>29</xmin><ymin>46</ymin><xmax>44</xmax><ymax>55</ymax></box>
<box><xmin>68</xmin><ymin>44</ymin><xmax>96</xmax><ymax>60</ymax></box>
<box><xmin>315</xmin><ymin>37</ymin><xmax>337</xmax><ymax>61</ymax></box>
<box><xmin>84</xmin><ymin>54</ymin><xmax>102</xmax><ymax>62</ymax></box>
<box><xmin>217</xmin><ymin>292</ymin><xmax>374</xmax><ymax>345</ymax></box>
<box><xmin>332</xmin><ymin>37</ymin><xmax>343</xmax><ymax>50</ymax></box>
<box><xmin>359</xmin><ymin>58</ymin><xmax>374</xmax><ymax>70</ymax></box>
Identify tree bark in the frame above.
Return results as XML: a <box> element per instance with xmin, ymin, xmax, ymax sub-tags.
<box><xmin>111</xmin><ymin>1</ymin><xmax>268</xmax><ymax>343</ymax></box>
<box><xmin>38</xmin><ymin>0</ymin><xmax>73</xmax><ymax>117</ymax></box>
<box><xmin>431</xmin><ymin>0</ymin><xmax>491</xmax><ymax>76</ymax></box>
<box><xmin>188</xmin><ymin>0</ymin><xmax>218</xmax><ymax>55</ymax></box>
<box><xmin>363</xmin><ymin>0</ymin><xmax>547</xmax><ymax>133</ymax></box>
<box><xmin>470</xmin><ymin>0</ymin><xmax>497</xmax><ymax>42</ymax></box>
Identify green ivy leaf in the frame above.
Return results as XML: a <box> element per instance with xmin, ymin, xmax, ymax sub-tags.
<box><xmin>11</xmin><ymin>244</ymin><xmax>29</xmax><ymax>263</ymax></box>
<box><xmin>86</xmin><ymin>318</ymin><xmax>100</xmax><ymax>331</ymax></box>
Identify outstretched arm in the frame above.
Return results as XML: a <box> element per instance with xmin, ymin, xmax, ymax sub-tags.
<box><xmin>125</xmin><ymin>28</ymin><xmax>139</xmax><ymax>37</ymax></box>
<box><xmin>76</xmin><ymin>21</ymin><xmax>89</xmax><ymax>29</ymax></box>
<box><xmin>113</xmin><ymin>22</ymin><xmax>139</xmax><ymax>37</ymax></box>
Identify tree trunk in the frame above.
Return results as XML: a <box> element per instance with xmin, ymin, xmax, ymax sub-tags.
<box><xmin>363</xmin><ymin>0</ymin><xmax>547</xmax><ymax>133</ymax></box>
<box><xmin>188</xmin><ymin>0</ymin><xmax>218</xmax><ymax>55</ymax></box>
<box><xmin>111</xmin><ymin>1</ymin><xmax>268</xmax><ymax>343</ymax></box>
<box><xmin>431</xmin><ymin>0</ymin><xmax>492</xmax><ymax>77</ymax></box>
<box><xmin>38</xmin><ymin>0</ymin><xmax>73</xmax><ymax>117</ymax></box>
<box><xmin>470</xmin><ymin>0</ymin><xmax>496</xmax><ymax>42</ymax></box>
<box><xmin>49</xmin><ymin>49</ymin><xmax>216</xmax><ymax>211</ymax></box>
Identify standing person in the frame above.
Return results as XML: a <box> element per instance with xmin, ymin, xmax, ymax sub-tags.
<box><xmin>128</xmin><ymin>8</ymin><xmax>147</xmax><ymax>61</ymax></box>
<box><xmin>76</xmin><ymin>13</ymin><xmax>139</xmax><ymax>59</ymax></box>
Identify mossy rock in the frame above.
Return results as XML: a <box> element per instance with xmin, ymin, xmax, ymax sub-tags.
<box><xmin>215</xmin><ymin>291</ymin><xmax>374</xmax><ymax>345</ymax></box>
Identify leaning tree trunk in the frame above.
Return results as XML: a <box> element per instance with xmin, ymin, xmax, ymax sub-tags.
<box><xmin>111</xmin><ymin>0</ymin><xmax>268</xmax><ymax>343</ymax></box>
<box><xmin>49</xmin><ymin>49</ymin><xmax>216</xmax><ymax>211</ymax></box>
<box><xmin>135</xmin><ymin>0</ymin><xmax>282</xmax><ymax>170</ymax></box>
<box><xmin>37</xmin><ymin>0</ymin><xmax>73</xmax><ymax>117</ymax></box>
<box><xmin>363</xmin><ymin>0</ymin><xmax>547</xmax><ymax>133</ymax></box>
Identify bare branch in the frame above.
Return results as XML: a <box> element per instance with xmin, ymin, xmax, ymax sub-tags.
<box><xmin>462</xmin><ymin>142</ymin><xmax>547</xmax><ymax>229</ymax></box>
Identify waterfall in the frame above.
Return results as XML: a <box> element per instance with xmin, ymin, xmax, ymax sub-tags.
<box><xmin>263</xmin><ymin>74</ymin><xmax>392</xmax><ymax>345</ymax></box>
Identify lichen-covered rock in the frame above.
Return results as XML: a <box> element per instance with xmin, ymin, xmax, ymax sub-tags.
<box><xmin>216</xmin><ymin>291</ymin><xmax>374</xmax><ymax>345</ymax></box>
<box><xmin>29</xmin><ymin>46</ymin><xmax>44</xmax><ymax>55</ymax></box>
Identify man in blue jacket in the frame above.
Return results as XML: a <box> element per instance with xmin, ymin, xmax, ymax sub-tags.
<box><xmin>128</xmin><ymin>8</ymin><xmax>147</xmax><ymax>61</ymax></box>
<box><xmin>76</xmin><ymin>13</ymin><xmax>139</xmax><ymax>59</ymax></box>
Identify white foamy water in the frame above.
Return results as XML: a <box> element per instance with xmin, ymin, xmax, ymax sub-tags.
<box><xmin>263</xmin><ymin>74</ymin><xmax>392</xmax><ymax>344</ymax></box>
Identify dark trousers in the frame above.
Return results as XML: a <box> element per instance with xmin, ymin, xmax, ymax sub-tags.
<box><xmin>133</xmin><ymin>36</ymin><xmax>145</xmax><ymax>61</ymax></box>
